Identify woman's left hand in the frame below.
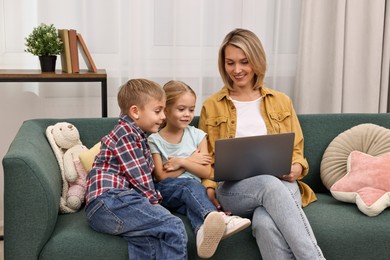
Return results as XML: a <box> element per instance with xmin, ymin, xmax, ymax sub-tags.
<box><xmin>280</xmin><ymin>163</ymin><xmax>302</xmax><ymax>182</ymax></box>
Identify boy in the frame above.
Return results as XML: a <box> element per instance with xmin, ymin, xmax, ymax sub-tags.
<box><xmin>85</xmin><ymin>79</ymin><xmax>187</xmax><ymax>260</ymax></box>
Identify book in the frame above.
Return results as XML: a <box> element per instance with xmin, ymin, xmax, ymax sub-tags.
<box><xmin>68</xmin><ymin>29</ymin><xmax>80</xmax><ymax>73</ymax></box>
<box><xmin>57</xmin><ymin>29</ymin><xmax>72</xmax><ymax>73</ymax></box>
<box><xmin>77</xmin><ymin>33</ymin><xmax>97</xmax><ymax>73</ymax></box>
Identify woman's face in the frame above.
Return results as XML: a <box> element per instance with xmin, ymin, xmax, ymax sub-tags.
<box><xmin>224</xmin><ymin>44</ymin><xmax>255</xmax><ymax>89</ymax></box>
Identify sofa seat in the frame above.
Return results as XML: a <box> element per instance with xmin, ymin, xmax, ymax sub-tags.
<box><xmin>304</xmin><ymin>193</ymin><xmax>390</xmax><ymax>260</ymax></box>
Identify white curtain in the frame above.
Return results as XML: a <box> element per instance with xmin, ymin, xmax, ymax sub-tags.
<box><xmin>0</xmin><ymin>0</ymin><xmax>302</xmax><ymax>226</ymax></box>
<box><xmin>0</xmin><ymin>0</ymin><xmax>302</xmax><ymax>116</ymax></box>
<box><xmin>113</xmin><ymin>0</ymin><xmax>302</xmax><ymax>115</ymax></box>
<box><xmin>294</xmin><ymin>0</ymin><xmax>390</xmax><ymax>114</ymax></box>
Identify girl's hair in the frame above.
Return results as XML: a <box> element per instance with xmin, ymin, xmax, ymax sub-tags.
<box><xmin>117</xmin><ymin>78</ymin><xmax>165</xmax><ymax>114</ymax></box>
<box><xmin>163</xmin><ymin>80</ymin><xmax>196</xmax><ymax>108</ymax></box>
<box><xmin>218</xmin><ymin>28</ymin><xmax>267</xmax><ymax>90</ymax></box>
<box><xmin>160</xmin><ymin>80</ymin><xmax>196</xmax><ymax>128</ymax></box>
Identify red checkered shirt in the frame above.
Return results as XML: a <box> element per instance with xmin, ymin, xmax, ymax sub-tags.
<box><xmin>85</xmin><ymin>114</ymin><xmax>162</xmax><ymax>205</ymax></box>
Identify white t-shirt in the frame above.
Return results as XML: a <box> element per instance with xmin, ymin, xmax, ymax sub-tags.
<box><xmin>231</xmin><ymin>97</ymin><xmax>267</xmax><ymax>137</ymax></box>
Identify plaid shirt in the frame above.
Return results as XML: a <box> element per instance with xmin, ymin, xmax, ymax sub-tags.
<box><xmin>85</xmin><ymin>114</ymin><xmax>162</xmax><ymax>205</ymax></box>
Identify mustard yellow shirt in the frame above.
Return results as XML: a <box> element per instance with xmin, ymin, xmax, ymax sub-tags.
<box><xmin>198</xmin><ymin>86</ymin><xmax>317</xmax><ymax>207</ymax></box>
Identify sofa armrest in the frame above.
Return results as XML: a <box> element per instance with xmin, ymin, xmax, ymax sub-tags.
<box><xmin>3</xmin><ymin>120</ymin><xmax>62</xmax><ymax>259</ymax></box>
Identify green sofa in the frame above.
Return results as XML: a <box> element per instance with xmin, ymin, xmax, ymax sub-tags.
<box><xmin>4</xmin><ymin>114</ymin><xmax>390</xmax><ymax>260</ymax></box>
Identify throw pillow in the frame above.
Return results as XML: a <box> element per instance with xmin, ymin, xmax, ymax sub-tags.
<box><xmin>321</xmin><ymin>123</ymin><xmax>390</xmax><ymax>189</ymax></box>
<box><xmin>330</xmin><ymin>151</ymin><xmax>390</xmax><ymax>216</ymax></box>
<box><xmin>79</xmin><ymin>142</ymin><xmax>101</xmax><ymax>172</ymax></box>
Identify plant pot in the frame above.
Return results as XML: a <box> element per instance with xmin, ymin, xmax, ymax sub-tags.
<box><xmin>39</xmin><ymin>55</ymin><xmax>57</xmax><ymax>72</ymax></box>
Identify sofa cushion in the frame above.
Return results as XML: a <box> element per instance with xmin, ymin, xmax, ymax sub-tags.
<box><xmin>38</xmin><ymin>209</ymin><xmax>258</xmax><ymax>260</ymax></box>
<box><xmin>320</xmin><ymin>123</ymin><xmax>390</xmax><ymax>189</ymax></box>
<box><xmin>39</xmin><ymin>210</ymin><xmax>128</xmax><ymax>259</ymax></box>
<box><xmin>304</xmin><ymin>193</ymin><xmax>390</xmax><ymax>259</ymax></box>
<box><xmin>79</xmin><ymin>142</ymin><xmax>101</xmax><ymax>172</ymax></box>
<box><xmin>330</xmin><ymin>151</ymin><xmax>390</xmax><ymax>216</ymax></box>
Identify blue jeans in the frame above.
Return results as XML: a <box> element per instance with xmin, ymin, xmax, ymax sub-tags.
<box><xmin>85</xmin><ymin>188</ymin><xmax>188</xmax><ymax>260</ymax></box>
<box><xmin>155</xmin><ymin>177</ymin><xmax>217</xmax><ymax>233</ymax></box>
<box><xmin>216</xmin><ymin>175</ymin><xmax>324</xmax><ymax>260</ymax></box>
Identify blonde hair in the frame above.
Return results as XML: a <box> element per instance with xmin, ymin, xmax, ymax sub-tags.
<box><xmin>163</xmin><ymin>80</ymin><xmax>196</xmax><ymax>108</ymax></box>
<box><xmin>218</xmin><ymin>28</ymin><xmax>267</xmax><ymax>90</ymax></box>
<box><xmin>117</xmin><ymin>79</ymin><xmax>165</xmax><ymax>114</ymax></box>
<box><xmin>160</xmin><ymin>80</ymin><xmax>196</xmax><ymax>128</ymax></box>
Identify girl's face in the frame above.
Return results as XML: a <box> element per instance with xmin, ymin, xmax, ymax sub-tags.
<box><xmin>224</xmin><ymin>44</ymin><xmax>255</xmax><ymax>89</ymax></box>
<box><xmin>165</xmin><ymin>92</ymin><xmax>196</xmax><ymax>130</ymax></box>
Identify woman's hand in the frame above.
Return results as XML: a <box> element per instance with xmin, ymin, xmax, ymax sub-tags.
<box><xmin>281</xmin><ymin>163</ymin><xmax>302</xmax><ymax>182</ymax></box>
<box><xmin>207</xmin><ymin>188</ymin><xmax>222</xmax><ymax>210</ymax></box>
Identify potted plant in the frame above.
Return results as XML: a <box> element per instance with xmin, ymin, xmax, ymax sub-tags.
<box><xmin>24</xmin><ymin>23</ymin><xmax>63</xmax><ymax>72</ymax></box>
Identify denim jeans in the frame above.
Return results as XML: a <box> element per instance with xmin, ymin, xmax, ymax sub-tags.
<box><xmin>85</xmin><ymin>188</ymin><xmax>188</xmax><ymax>260</ymax></box>
<box><xmin>155</xmin><ymin>177</ymin><xmax>217</xmax><ymax>233</ymax></box>
<box><xmin>216</xmin><ymin>175</ymin><xmax>325</xmax><ymax>260</ymax></box>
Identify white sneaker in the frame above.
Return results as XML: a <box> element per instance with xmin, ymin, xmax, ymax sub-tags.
<box><xmin>196</xmin><ymin>211</ymin><xmax>225</xmax><ymax>258</ymax></box>
<box><xmin>219</xmin><ymin>212</ymin><xmax>251</xmax><ymax>240</ymax></box>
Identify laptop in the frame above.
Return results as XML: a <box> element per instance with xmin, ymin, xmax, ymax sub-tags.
<box><xmin>213</xmin><ymin>132</ymin><xmax>295</xmax><ymax>181</ymax></box>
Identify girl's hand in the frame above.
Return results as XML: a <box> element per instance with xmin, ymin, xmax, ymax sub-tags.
<box><xmin>281</xmin><ymin>163</ymin><xmax>302</xmax><ymax>182</ymax></box>
<box><xmin>163</xmin><ymin>157</ymin><xmax>182</xmax><ymax>172</ymax></box>
<box><xmin>188</xmin><ymin>150</ymin><xmax>212</xmax><ymax>165</ymax></box>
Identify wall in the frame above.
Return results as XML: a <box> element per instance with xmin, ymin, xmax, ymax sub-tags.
<box><xmin>0</xmin><ymin>0</ymin><xmax>302</xmax><ymax>229</ymax></box>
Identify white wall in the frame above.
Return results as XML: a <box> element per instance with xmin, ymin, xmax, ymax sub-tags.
<box><xmin>0</xmin><ymin>0</ymin><xmax>302</xmax><ymax>228</ymax></box>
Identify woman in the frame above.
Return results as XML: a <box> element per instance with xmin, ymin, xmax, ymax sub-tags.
<box><xmin>198</xmin><ymin>28</ymin><xmax>325</xmax><ymax>260</ymax></box>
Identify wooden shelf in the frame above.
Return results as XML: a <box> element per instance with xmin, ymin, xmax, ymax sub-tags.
<box><xmin>0</xmin><ymin>69</ymin><xmax>108</xmax><ymax>117</ymax></box>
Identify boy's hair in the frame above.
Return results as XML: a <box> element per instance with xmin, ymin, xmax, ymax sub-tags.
<box><xmin>163</xmin><ymin>80</ymin><xmax>196</xmax><ymax>109</ymax></box>
<box><xmin>218</xmin><ymin>28</ymin><xmax>267</xmax><ymax>91</ymax></box>
<box><xmin>117</xmin><ymin>79</ymin><xmax>165</xmax><ymax>114</ymax></box>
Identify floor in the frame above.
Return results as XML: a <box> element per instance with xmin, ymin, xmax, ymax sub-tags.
<box><xmin>0</xmin><ymin>225</ymin><xmax>3</xmax><ymax>260</ymax></box>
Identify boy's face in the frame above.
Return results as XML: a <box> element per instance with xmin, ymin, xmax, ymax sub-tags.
<box><xmin>133</xmin><ymin>98</ymin><xmax>166</xmax><ymax>133</ymax></box>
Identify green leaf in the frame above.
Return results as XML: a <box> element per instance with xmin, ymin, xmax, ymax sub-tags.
<box><xmin>24</xmin><ymin>23</ymin><xmax>63</xmax><ymax>56</ymax></box>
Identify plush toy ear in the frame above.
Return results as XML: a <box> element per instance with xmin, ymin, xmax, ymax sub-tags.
<box><xmin>46</xmin><ymin>126</ymin><xmax>56</xmax><ymax>149</ymax></box>
<box><xmin>46</xmin><ymin>125</ymin><xmax>64</xmax><ymax>171</ymax></box>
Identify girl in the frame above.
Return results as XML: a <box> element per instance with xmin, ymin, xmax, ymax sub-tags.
<box><xmin>148</xmin><ymin>80</ymin><xmax>251</xmax><ymax>259</ymax></box>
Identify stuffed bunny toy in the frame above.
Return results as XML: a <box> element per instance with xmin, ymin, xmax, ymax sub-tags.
<box><xmin>46</xmin><ymin>122</ymin><xmax>88</xmax><ymax>213</ymax></box>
